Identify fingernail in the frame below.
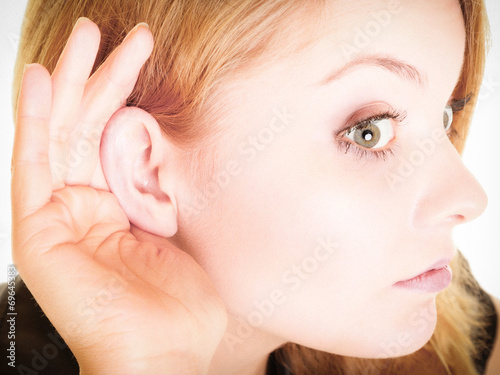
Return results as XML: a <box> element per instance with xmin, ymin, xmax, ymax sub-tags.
<box><xmin>136</xmin><ymin>22</ymin><xmax>150</xmax><ymax>30</ymax></box>
<box><xmin>124</xmin><ymin>22</ymin><xmax>150</xmax><ymax>42</ymax></box>
<box><xmin>74</xmin><ymin>17</ymin><xmax>91</xmax><ymax>29</ymax></box>
<box><xmin>23</xmin><ymin>63</ymin><xmax>34</xmax><ymax>74</ymax></box>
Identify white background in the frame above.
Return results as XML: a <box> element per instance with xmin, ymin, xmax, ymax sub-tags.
<box><xmin>0</xmin><ymin>1</ymin><xmax>499</xmax><ymax>296</ymax></box>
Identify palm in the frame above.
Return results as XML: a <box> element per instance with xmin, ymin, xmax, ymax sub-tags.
<box><xmin>11</xmin><ymin>19</ymin><xmax>226</xmax><ymax>374</ymax></box>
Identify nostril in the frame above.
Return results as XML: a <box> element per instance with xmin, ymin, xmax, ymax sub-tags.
<box><xmin>442</xmin><ymin>214</ymin><xmax>466</xmax><ymax>226</ymax></box>
<box><xmin>452</xmin><ymin>214</ymin><xmax>466</xmax><ymax>223</ymax></box>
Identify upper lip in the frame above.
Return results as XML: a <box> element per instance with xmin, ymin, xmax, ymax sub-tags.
<box><xmin>421</xmin><ymin>258</ymin><xmax>452</xmax><ymax>274</ymax></box>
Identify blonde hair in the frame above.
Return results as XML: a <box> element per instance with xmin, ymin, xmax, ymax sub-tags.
<box><xmin>13</xmin><ymin>0</ymin><xmax>492</xmax><ymax>373</ymax></box>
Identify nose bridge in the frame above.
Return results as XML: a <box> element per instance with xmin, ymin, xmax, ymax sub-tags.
<box><xmin>409</xmin><ymin>134</ymin><xmax>488</xmax><ymax>227</ymax></box>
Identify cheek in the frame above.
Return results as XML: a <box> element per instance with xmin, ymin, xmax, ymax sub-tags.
<box><xmin>179</xmin><ymin>128</ymin><xmax>430</xmax><ymax>348</ymax></box>
<box><xmin>232</xmin><ymin>157</ymin><xmax>434</xmax><ymax>353</ymax></box>
<box><xmin>176</xmin><ymin>84</ymin><xmax>450</xmax><ymax>355</ymax></box>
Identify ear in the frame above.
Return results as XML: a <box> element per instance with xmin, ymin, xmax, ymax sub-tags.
<box><xmin>100</xmin><ymin>106</ymin><xmax>178</xmax><ymax>237</ymax></box>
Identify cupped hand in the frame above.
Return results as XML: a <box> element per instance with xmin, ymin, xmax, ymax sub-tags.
<box><xmin>11</xmin><ymin>18</ymin><xmax>227</xmax><ymax>375</ymax></box>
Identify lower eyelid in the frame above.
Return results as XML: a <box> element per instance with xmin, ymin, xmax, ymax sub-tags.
<box><xmin>337</xmin><ymin>139</ymin><xmax>397</xmax><ymax>161</ymax></box>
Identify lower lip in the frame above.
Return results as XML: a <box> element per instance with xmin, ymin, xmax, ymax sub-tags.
<box><xmin>393</xmin><ymin>265</ymin><xmax>452</xmax><ymax>293</ymax></box>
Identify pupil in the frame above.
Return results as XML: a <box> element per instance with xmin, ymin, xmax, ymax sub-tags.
<box><xmin>363</xmin><ymin>130</ymin><xmax>373</xmax><ymax>141</ymax></box>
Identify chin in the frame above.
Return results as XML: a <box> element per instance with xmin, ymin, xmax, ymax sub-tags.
<box><xmin>376</xmin><ymin>300</ymin><xmax>439</xmax><ymax>359</ymax></box>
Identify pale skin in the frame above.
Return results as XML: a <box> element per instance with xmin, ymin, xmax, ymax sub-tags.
<box><xmin>12</xmin><ymin>21</ymin><xmax>226</xmax><ymax>375</ymax></box>
<box><xmin>11</xmin><ymin>1</ymin><xmax>500</xmax><ymax>375</ymax></box>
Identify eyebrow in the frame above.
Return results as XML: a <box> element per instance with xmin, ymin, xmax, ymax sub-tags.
<box><xmin>320</xmin><ymin>55</ymin><xmax>427</xmax><ymax>87</ymax></box>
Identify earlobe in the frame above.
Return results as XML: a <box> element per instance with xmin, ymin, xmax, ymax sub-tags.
<box><xmin>100</xmin><ymin>106</ymin><xmax>178</xmax><ymax>237</ymax></box>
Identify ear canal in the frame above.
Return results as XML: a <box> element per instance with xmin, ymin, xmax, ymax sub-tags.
<box><xmin>134</xmin><ymin>147</ymin><xmax>170</xmax><ymax>203</ymax></box>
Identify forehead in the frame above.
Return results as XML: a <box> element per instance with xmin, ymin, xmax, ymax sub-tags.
<box><xmin>239</xmin><ymin>0</ymin><xmax>466</xmax><ymax>88</ymax></box>
<box><xmin>212</xmin><ymin>0</ymin><xmax>467</xmax><ymax>146</ymax></box>
<box><xmin>323</xmin><ymin>1</ymin><xmax>464</xmax><ymax>82</ymax></box>
<box><xmin>325</xmin><ymin>1</ymin><xmax>465</xmax><ymax>64</ymax></box>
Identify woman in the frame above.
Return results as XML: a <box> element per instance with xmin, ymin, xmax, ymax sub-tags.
<box><xmin>2</xmin><ymin>0</ymin><xmax>499</xmax><ymax>373</ymax></box>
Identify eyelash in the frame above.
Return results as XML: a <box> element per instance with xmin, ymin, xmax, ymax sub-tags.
<box><xmin>336</xmin><ymin>93</ymin><xmax>473</xmax><ymax>161</ymax></box>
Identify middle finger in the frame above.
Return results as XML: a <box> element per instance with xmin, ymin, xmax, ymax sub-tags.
<box><xmin>67</xmin><ymin>22</ymin><xmax>154</xmax><ymax>188</ymax></box>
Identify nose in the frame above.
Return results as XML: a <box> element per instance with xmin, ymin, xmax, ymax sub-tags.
<box><xmin>410</xmin><ymin>138</ymin><xmax>488</xmax><ymax>228</ymax></box>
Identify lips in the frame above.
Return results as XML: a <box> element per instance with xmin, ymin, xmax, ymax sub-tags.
<box><xmin>421</xmin><ymin>258</ymin><xmax>452</xmax><ymax>275</ymax></box>
<box><xmin>393</xmin><ymin>258</ymin><xmax>453</xmax><ymax>293</ymax></box>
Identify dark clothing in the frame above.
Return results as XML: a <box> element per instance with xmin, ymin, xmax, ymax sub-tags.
<box><xmin>0</xmin><ymin>274</ymin><xmax>496</xmax><ymax>375</ymax></box>
<box><xmin>0</xmin><ymin>277</ymin><xmax>78</xmax><ymax>375</ymax></box>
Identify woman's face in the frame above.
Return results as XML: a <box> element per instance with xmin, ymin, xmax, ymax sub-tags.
<box><xmin>174</xmin><ymin>0</ymin><xmax>487</xmax><ymax>357</ymax></box>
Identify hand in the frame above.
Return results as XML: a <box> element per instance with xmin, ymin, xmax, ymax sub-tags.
<box><xmin>11</xmin><ymin>18</ymin><xmax>227</xmax><ymax>374</ymax></box>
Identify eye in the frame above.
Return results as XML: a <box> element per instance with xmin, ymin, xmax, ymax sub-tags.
<box><xmin>345</xmin><ymin>118</ymin><xmax>395</xmax><ymax>149</ymax></box>
<box><xmin>443</xmin><ymin>104</ymin><xmax>453</xmax><ymax>131</ymax></box>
